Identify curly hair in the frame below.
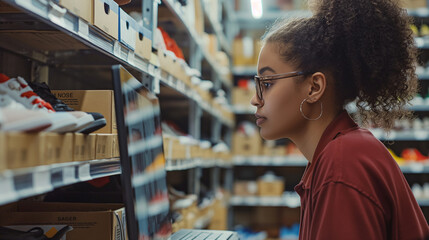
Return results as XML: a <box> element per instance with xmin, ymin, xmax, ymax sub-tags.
<box><xmin>263</xmin><ymin>0</ymin><xmax>418</xmax><ymax>130</ymax></box>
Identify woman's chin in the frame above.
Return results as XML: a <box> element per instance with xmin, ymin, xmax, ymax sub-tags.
<box><xmin>259</xmin><ymin>129</ymin><xmax>282</xmax><ymax>141</ymax></box>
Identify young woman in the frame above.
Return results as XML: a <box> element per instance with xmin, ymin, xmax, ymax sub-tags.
<box><xmin>251</xmin><ymin>0</ymin><xmax>429</xmax><ymax>239</ymax></box>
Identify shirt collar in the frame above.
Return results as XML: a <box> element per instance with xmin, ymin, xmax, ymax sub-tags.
<box><xmin>299</xmin><ymin>110</ymin><xmax>358</xmax><ymax>189</ymax></box>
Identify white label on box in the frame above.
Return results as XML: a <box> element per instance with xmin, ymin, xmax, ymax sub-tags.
<box><xmin>127</xmin><ymin>51</ymin><xmax>135</xmax><ymax>65</ymax></box>
<box><xmin>63</xmin><ymin>166</ymin><xmax>76</xmax><ymax>184</ymax></box>
<box><xmin>148</xmin><ymin>64</ymin><xmax>155</xmax><ymax>76</ymax></box>
<box><xmin>78</xmin><ymin>163</ymin><xmax>91</xmax><ymax>181</ymax></box>
<box><xmin>33</xmin><ymin>169</ymin><xmax>53</xmax><ymax>193</ymax></box>
<box><xmin>78</xmin><ymin>18</ymin><xmax>90</xmax><ymax>40</ymax></box>
<box><xmin>0</xmin><ymin>172</ymin><xmax>18</xmax><ymax>203</ymax></box>
<box><xmin>113</xmin><ymin>41</ymin><xmax>121</xmax><ymax>58</ymax></box>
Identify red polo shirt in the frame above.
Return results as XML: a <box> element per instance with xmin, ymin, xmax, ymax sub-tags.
<box><xmin>295</xmin><ymin>111</ymin><xmax>429</xmax><ymax>240</ymax></box>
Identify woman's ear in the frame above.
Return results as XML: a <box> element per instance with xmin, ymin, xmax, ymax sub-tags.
<box><xmin>306</xmin><ymin>72</ymin><xmax>326</xmax><ymax>103</ymax></box>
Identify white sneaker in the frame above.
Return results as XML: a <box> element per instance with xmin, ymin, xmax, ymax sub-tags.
<box><xmin>0</xmin><ymin>94</ymin><xmax>52</xmax><ymax>132</ymax></box>
<box><xmin>0</xmin><ymin>73</ymin><xmax>54</xmax><ymax>112</ymax></box>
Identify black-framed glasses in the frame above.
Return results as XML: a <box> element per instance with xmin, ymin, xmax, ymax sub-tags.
<box><xmin>254</xmin><ymin>71</ymin><xmax>310</xmax><ymax>101</ymax></box>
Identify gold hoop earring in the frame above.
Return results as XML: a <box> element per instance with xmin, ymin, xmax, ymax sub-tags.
<box><xmin>300</xmin><ymin>97</ymin><xmax>323</xmax><ymax>121</ymax></box>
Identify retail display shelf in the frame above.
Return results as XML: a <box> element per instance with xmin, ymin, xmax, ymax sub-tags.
<box><xmin>165</xmin><ymin>158</ymin><xmax>233</xmax><ymax>171</ymax></box>
<box><xmin>2</xmin><ymin>0</ymin><xmax>153</xmax><ymax>81</ymax></box>
<box><xmin>407</xmin><ymin>8</ymin><xmax>429</xmax><ymax>17</ymax></box>
<box><xmin>370</xmin><ymin>129</ymin><xmax>429</xmax><ymax>141</ymax></box>
<box><xmin>2</xmin><ymin>0</ymin><xmax>233</xmax><ymax>128</ymax></box>
<box><xmin>418</xmin><ymin>72</ymin><xmax>429</xmax><ymax>80</ymax></box>
<box><xmin>415</xmin><ymin>37</ymin><xmax>429</xmax><ymax>49</ymax></box>
<box><xmin>400</xmin><ymin>162</ymin><xmax>429</xmax><ymax>173</ymax></box>
<box><xmin>232</xmin><ymin>66</ymin><xmax>257</xmax><ymax>76</ymax></box>
<box><xmin>0</xmin><ymin>158</ymin><xmax>121</xmax><ymax>206</ymax></box>
<box><xmin>229</xmin><ymin>194</ymin><xmax>301</xmax><ymax>208</ymax></box>
<box><xmin>159</xmin><ymin>70</ymin><xmax>234</xmax><ymax>128</ymax></box>
<box><xmin>346</xmin><ymin>102</ymin><xmax>429</xmax><ymax>113</ymax></box>
<box><xmin>417</xmin><ymin>198</ymin><xmax>429</xmax><ymax>207</ymax></box>
<box><xmin>232</xmin><ymin>105</ymin><xmax>256</xmax><ymax>114</ymax></box>
<box><xmin>162</xmin><ymin>0</ymin><xmax>232</xmax><ymax>88</ymax></box>
<box><xmin>201</xmin><ymin>3</ymin><xmax>231</xmax><ymax>55</ymax></box>
<box><xmin>233</xmin><ymin>156</ymin><xmax>307</xmax><ymax>167</ymax></box>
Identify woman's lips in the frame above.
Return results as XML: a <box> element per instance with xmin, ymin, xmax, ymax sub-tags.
<box><xmin>255</xmin><ymin>114</ymin><xmax>267</xmax><ymax>126</ymax></box>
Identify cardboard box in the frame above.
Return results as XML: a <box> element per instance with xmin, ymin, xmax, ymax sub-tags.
<box><xmin>73</xmin><ymin>133</ymin><xmax>96</xmax><ymax>161</ymax></box>
<box><xmin>0</xmin><ymin>132</ymin><xmax>5</xmax><ymax>172</ymax></box>
<box><xmin>401</xmin><ymin>0</ymin><xmax>427</xmax><ymax>8</ymax></box>
<box><xmin>233</xmin><ymin>38</ymin><xmax>256</xmax><ymax>67</ymax></box>
<box><xmin>233</xmin><ymin>181</ymin><xmax>258</xmax><ymax>196</ymax></box>
<box><xmin>232</xmin><ymin>132</ymin><xmax>262</xmax><ymax>156</ymax></box>
<box><xmin>257</xmin><ymin>180</ymin><xmax>284</xmax><ymax>196</ymax></box>
<box><xmin>52</xmin><ymin>90</ymin><xmax>116</xmax><ymax>134</ymax></box>
<box><xmin>158</xmin><ymin>50</ymin><xmax>175</xmax><ymax>75</ymax></box>
<box><xmin>163</xmin><ymin>135</ymin><xmax>187</xmax><ymax>160</ymax></box>
<box><xmin>232</xmin><ymin>87</ymin><xmax>255</xmax><ymax>106</ymax></box>
<box><xmin>135</xmin><ymin>25</ymin><xmax>152</xmax><ymax>61</ymax></box>
<box><xmin>112</xmin><ymin>134</ymin><xmax>120</xmax><ymax>157</ymax></box>
<box><xmin>208</xmin><ymin>200</ymin><xmax>227</xmax><ymax>230</ymax></box>
<box><xmin>0</xmin><ymin>202</ymin><xmax>127</xmax><ymax>240</ymax></box>
<box><xmin>93</xmin><ymin>0</ymin><xmax>119</xmax><ymax>39</ymax></box>
<box><xmin>6</xmin><ymin>133</ymin><xmax>45</xmax><ymax>169</ymax></box>
<box><xmin>56</xmin><ymin>0</ymin><xmax>93</xmax><ymax>24</ymax></box>
<box><xmin>194</xmin><ymin>0</ymin><xmax>204</xmax><ymax>35</ymax></box>
<box><xmin>119</xmin><ymin>9</ymin><xmax>137</xmax><ymax>50</ymax></box>
<box><xmin>42</xmin><ymin>133</ymin><xmax>74</xmax><ymax>164</ymax></box>
<box><xmin>96</xmin><ymin>134</ymin><xmax>114</xmax><ymax>159</ymax></box>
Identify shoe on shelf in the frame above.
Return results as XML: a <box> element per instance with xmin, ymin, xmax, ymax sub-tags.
<box><xmin>29</xmin><ymin>81</ymin><xmax>107</xmax><ymax>133</ymax></box>
<box><xmin>401</xmin><ymin>148</ymin><xmax>429</xmax><ymax>162</ymax></box>
<box><xmin>0</xmin><ymin>93</ymin><xmax>51</xmax><ymax>132</ymax></box>
<box><xmin>0</xmin><ymin>73</ymin><xmax>54</xmax><ymax>112</ymax></box>
<box><xmin>0</xmin><ymin>91</ymin><xmax>79</xmax><ymax>133</ymax></box>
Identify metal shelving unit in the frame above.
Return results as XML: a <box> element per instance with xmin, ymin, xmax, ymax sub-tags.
<box><xmin>0</xmin><ymin>158</ymin><xmax>120</xmax><ymax>206</ymax></box>
<box><xmin>229</xmin><ymin>194</ymin><xmax>301</xmax><ymax>208</ymax></box>
<box><xmin>233</xmin><ymin>156</ymin><xmax>307</xmax><ymax>167</ymax></box>
<box><xmin>370</xmin><ymin>129</ymin><xmax>429</xmax><ymax>141</ymax></box>
<box><xmin>165</xmin><ymin>158</ymin><xmax>232</xmax><ymax>171</ymax></box>
<box><xmin>161</xmin><ymin>0</ymin><xmax>232</xmax><ymax>89</ymax></box>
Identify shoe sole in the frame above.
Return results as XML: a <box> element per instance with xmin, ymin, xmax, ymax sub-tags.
<box><xmin>72</xmin><ymin>114</ymin><xmax>95</xmax><ymax>132</ymax></box>
<box><xmin>77</xmin><ymin>118</ymin><xmax>107</xmax><ymax>134</ymax></box>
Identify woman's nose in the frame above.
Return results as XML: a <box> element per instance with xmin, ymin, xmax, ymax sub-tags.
<box><xmin>250</xmin><ymin>93</ymin><xmax>263</xmax><ymax>107</ymax></box>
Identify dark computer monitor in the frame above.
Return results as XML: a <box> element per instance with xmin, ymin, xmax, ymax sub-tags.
<box><xmin>112</xmin><ymin>65</ymin><xmax>172</xmax><ymax>240</ymax></box>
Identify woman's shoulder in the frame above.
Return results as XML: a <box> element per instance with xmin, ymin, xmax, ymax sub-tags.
<box><xmin>314</xmin><ymin>127</ymin><xmax>400</xmax><ymax>190</ymax></box>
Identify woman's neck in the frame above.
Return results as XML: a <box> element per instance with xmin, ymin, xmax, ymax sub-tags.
<box><xmin>291</xmin><ymin>111</ymin><xmax>338</xmax><ymax>163</ymax></box>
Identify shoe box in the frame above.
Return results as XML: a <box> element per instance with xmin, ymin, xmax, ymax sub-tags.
<box><xmin>232</xmin><ymin>131</ymin><xmax>262</xmax><ymax>156</ymax></box>
<box><xmin>93</xmin><ymin>0</ymin><xmax>119</xmax><ymax>39</ymax></box>
<box><xmin>232</xmin><ymin>87</ymin><xmax>256</xmax><ymax>107</ymax></box>
<box><xmin>0</xmin><ymin>202</ymin><xmax>128</xmax><ymax>240</ymax></box>
<box><xmin>401</xmin><ymin>0</ymin><xmax>426</xmax><ymax>9</ymax></box>
<box><xmin>0</xmin><ymin>133</ymin><xmax>5</xmax><ymax>172</ymax></box>
<box><xmin>51</xmin><ymin>90</ymin><xmax>116</xmax><ymax>134</ymax></box>
<box><xmin>1</xmin><ymin>132</ymin><xmax>119</xmax><ymax>170</ymax></box>
<box><xmin>208</xmin><ymin>200</ymin><xmax>228</xmax><ymax>231</ymax></box>
<box><xmin>73</xmin><ymin>134</ymin><xmax>97</xmax><ymax>162</ymax></box>
<box><xmin>54</xmin><ymin>0</ymin><xmax>93</xmax><ymax>24</ymax></box>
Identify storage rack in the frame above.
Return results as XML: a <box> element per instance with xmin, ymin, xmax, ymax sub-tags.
<box><xmin>0</xmin><ymin>0</ymin><xmax>235</xmax><ymax>233</ymax></box>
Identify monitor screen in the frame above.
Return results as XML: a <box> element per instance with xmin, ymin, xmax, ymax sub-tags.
<box><xmin>112</xmin><ymin>65</ymin><xmax>172</xmax><ymax>240</ymax></box>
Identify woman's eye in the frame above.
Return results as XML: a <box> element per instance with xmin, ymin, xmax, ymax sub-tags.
<box><xmin>263</xmin><ymin>82</ymin><xmax>273</xmax><ymax>89</ymax></box>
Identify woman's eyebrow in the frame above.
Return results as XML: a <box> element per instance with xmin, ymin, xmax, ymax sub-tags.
<box><xmin>258</xmin><ymin>66</ymin><xmax>276</xmax><ymax>75</ymax></box>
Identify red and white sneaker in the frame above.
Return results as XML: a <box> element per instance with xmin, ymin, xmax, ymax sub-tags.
<box><xmin>0</xmin><ymin>93</ymin><xmax>52</xmax><ymax>132</ymax></box>
<box><xmin>0</xmin><ymin>73</ymin><xmax>54</xmax><ymax>112</ymax></box>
